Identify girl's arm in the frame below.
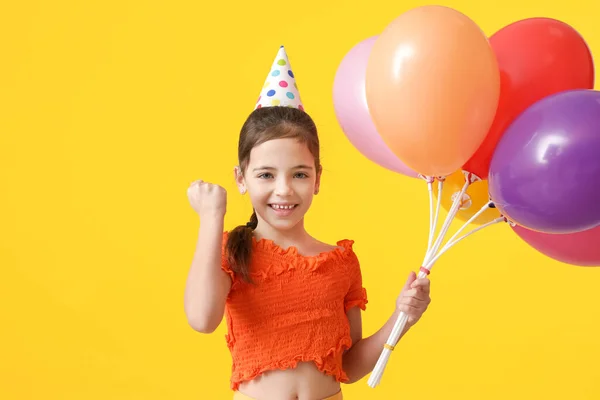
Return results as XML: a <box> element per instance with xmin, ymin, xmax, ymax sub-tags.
<box><xmin>184</xmin><ymin>181</ymin><xmax>231</xmax><ymax>333</ymax></box>
<box><xmin>342</xmin><ymin>272</ymin><xmax>431</xmax><ymax>383</ymax></box>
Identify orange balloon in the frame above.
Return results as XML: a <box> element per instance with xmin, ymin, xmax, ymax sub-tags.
<box><xmin>433</xmin><ymin>170</ymin><xmax>500</xmax><ymax>226</ymax></box>
<box><xmin>365</xmin><ymin>5</ymin><xmax>501</xmax><ymax>177</ymax></box>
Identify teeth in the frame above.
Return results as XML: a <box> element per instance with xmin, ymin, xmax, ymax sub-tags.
<box><xmin>271</xmin><ymin>204</ymin><xmax>295</xmax><ymax>210</ymax></box>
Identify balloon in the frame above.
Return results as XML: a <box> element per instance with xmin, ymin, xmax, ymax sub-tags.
<box><xmin>488</xmin><ymin>89</ymin><xmax>600</xmax><ymax>234</ymax></box>
<box><xmin>433</xmin><ymin>171</ymin><xmax>500</xmax><ymax>226</ymax></box>
<box><xmin>333</xmin><ymin>37</ymin><xmax>418</xmax><ymax>178</ymax></box>
<box><xmin>365</xmin><ymin>5</ymin><xmax>500</xmax><ymax>177</ymax></box>
<box><xmin>512</xmin><ymin>225</ymin><xmax>600</xmax><ymax>267</ymax></box>
<box><xmin>463</xmin><ymin>17</ymin><xmax>595</xmax><ymax>180</ymax></box>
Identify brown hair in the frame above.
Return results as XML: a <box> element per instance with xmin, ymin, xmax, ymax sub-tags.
<box><xmin>225</xmin><ymin>106</ymin><xmax>321</xmax><ymax>282</ymax></box>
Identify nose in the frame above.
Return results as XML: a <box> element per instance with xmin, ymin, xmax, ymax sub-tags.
<box><xmin>274</xmin><ymin>176</ymin><xmax>294</xmax><ymax>196</ymax></box>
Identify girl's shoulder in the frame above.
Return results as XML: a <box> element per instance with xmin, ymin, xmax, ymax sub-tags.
<box><xmin>306</xmin><ymin>237</ymin><xmax>352</xmax><ymax>256</ymax></box>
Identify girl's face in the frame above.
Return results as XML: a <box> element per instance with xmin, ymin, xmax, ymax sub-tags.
<box><xmin>236</xmin><ymin>138</ymin><xmax>320</xmax><ymax>232</ymax></box>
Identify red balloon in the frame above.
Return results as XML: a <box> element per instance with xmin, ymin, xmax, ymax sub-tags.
<box><xmin>512</xmin><ymin>225</ymin><xmax>600</xmax><ymax>267</ymax></box>
<box><xmin>463</xmin><ymin>17</ymin><xmax>594</xmax><ymax>180</ymax></box>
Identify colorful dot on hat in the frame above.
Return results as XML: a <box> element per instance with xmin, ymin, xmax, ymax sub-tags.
<box><xmin>257</xmin><ymin>96</ymin><xmax>261</xmax><ymax>103</ymax></box>
<box><xmin>271</xmin><ymin>99</ymin><xmax>281</xmax><ymax>106</ymax></box>
<box><xmin>263</xmin><ymin>81</ymin><xmax>270</xmax><ymax>89</ymax></box>
<box><xmin>294</xmin><ymin>82</ymin><xmax>298</xmax><ymax>89</ymax></box>
<box><xmin>279</xmin><ymin>80</ymin><xmax>288</xmax><ymax>88</ymax></box>
<box><xmin>277</xmin><ymin>59</ymin><xmax>286</xmax><ymax>66</ymax></box>
<box><xmin>286</xmin><ymin>92</ymin><xmax>294</xmax><ymax>99</ymax></box>
<box><xmin>271</xmin><ymin>70</ymin><xmax>280</xmax><ymax>77</ymax></box>
<box><xmin>288</xmin><ymin>70</ymin><xmax>294</xmax><ymax>78</ymax></box>
<box><xmin>267</xmin><ymin>89</ymin><xmax>276</xmax><ymax>97</ymax></box>
<box><xmin>257</xmin><ymin>104</ymin><xmax>262</xmax><ymax>109</ymax></box>
<box><xmin>299</xmin><ymin>105</ymin><xmax>304</xmax><ymax>111</ymax></box>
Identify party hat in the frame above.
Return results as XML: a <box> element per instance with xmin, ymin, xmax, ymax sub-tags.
<box><xmin>255</xmin><ymin>46</ymin><xmax>304</xmax><ymax>111</ymax></box>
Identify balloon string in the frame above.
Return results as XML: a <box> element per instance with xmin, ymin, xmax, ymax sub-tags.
<box><xmin>427</xmin><ymin>180</ymin><xmax>434</xmax><ymax>252</ymax></box>
<box><xmin>423</xmin><ymin>179</ymin><xmax>469</xmax><ymax>266</ymax></box>
<box><xmin>424</xmin><ymin>217</ymin><xmax>505</xmax><ymax>269</ymax></box>
<box><xmin>432</xmin><ymin>179</ymin><xmax>443</xmax><ymax>249</ymax></box>
<box><xmin>426</xmin><ymin>178</ymin><xmax>444</xmax><ymax>253</ymax></box>
<box><xmin>444</xmin><ymin>201</ymin><xmax>493</xmax><ymax>247</ymax></box>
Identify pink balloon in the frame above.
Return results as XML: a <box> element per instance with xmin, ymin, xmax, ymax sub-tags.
<box><xmin>333</xmin><ymin>36</ymin><xmax>418</xmax><ymax>178</ymax></box>
<box><xmin>512</xmin><ymin>225</ymin><xmax>600</xmax><ymax>267</ymax></box>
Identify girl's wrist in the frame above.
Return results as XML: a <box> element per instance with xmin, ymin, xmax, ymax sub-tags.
<box><xmin>199</xmin><ymin>210</ymin><xmax>226</xmax><ymax>222</ymax></box>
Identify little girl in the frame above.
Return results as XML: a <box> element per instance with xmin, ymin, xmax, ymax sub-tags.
<box><xmin>184</xmin><ymin>47</ymin><xmax>431</xmax><ymax>400</ymax></box>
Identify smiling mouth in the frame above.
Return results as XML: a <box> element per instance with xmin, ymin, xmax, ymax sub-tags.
<box><xmin>269</xmin><ymin>204</ymin><xmax>299</xmax><ymax>210</ymax></box>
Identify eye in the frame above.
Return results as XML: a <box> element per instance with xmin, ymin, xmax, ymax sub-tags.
<box><xmin>257</xmin><ymin>172</ymin><xmax>273</xmax><ymax>179</ymax></box>
<box><xmin>294</xmin><ymin>172</ymin><xmax>309</xmax><ymax>179</ymax></box>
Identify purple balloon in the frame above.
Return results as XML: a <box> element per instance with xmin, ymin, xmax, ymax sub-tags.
<box><xmin>488</xmin><ymin>89</ymin><xmax>600</xmax><ymax>234</ymax></box>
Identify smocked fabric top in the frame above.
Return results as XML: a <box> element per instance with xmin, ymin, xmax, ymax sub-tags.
<box><xmin>220</xmin><ymin>231</ymin><xmax>368</xmax><ymax>391</ymax></box>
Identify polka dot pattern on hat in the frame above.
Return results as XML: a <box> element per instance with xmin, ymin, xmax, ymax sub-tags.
<box><xmin>254</xmin><ymin>46</ymin><xmax>304</xmax><ymax>111</ymax></box>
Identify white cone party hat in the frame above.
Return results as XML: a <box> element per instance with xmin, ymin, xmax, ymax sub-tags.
<box><xmin>255</xmin><ymin>46</ymin><xmax>304</xmax><ymax>111</ymax></box>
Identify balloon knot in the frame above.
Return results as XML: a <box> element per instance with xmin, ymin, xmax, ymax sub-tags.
<box><xmin>418</xmin><ymin>174</ymin><xmax>435</xmax><ymax>183</ymax></box>
<box><xmin>461</xmin><ymin>170</ymin><xmax>481</xmax><ymax>184</ymax></box>
<box><xmin>501</xmin><ymin>216</ymin><xmax>516</xmax><ymax>226</ymax></box>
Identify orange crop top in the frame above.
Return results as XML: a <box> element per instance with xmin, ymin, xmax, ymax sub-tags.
<box><xmin>220</xmin><ymin>231</ymin><xmax>368</xmax><ymax>391</ymax></box>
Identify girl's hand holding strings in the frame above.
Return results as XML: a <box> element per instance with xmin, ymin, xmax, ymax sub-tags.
<box><xmin>396</xmin><ymin>272</ymin><xmax>431</xmax><ymax>329</ymax></box>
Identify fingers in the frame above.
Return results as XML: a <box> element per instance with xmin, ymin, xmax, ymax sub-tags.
<box><xmin>188</xmin><ymin>180</ymin><xmax>202</xmax><ymax>195</ymax></box>
<box><xmin>397</xmin><ymin>303</ymin><xmax>421</xmax><ymax>316</ymax></box>
<box><xmin>187</xmin><ymin>180</ymin><xmax>227</xmax><ymax>201</ymax></box>
<box><xmin>401</xmin><ymin>288</ymin><xmax>429</xmax><ymax>302</ymax></box>
<box><xmin>397</xmin><ymin>298</ymin><xmax>430</xmax><ymax>323</ymax></box>
<box><xmin>400</xmin><ymin>278</ymin><xmax>430</xmax><ymax>297</ymax></box>
<box><xmin>397</xmin><ymin>300</ymin><xmax>429</xmax><ymax>322</ymax></box>
<box><xmin>401</xmin><ymin>271</ymin><xmax>417</xmax><ymax>292</ymax></box>
<box><xmin>188</xmin><ymin>180</ymin><xmax>215</xmax><ymax>193</ymax></box>
<box><xmin>189</xmin><ymin>180</ymin><xmax>223</xmax><ymax>190</ymax></box>
<box><xmin>398</xmin><ymin>276</ymin><xmax>431</xmax><ymax>309</ymax></box>
<box><xmin>398</xmin><ymin>293</ymin><xmax>430</xmax><ymax>308</ymax></box>
<box><xmin>411</xmin><ymin>277</ymin><xmax>430</xmax><ymax>289</ymax></box>
<box><xmin>396</xmin><ymin>275</ymin><xmax>431</xmax><ymax>324</ymax></box>
<box><xmin>410</xmin><ymin>278</ymin><xmax>431</xmax><ymax>297</ymax></box>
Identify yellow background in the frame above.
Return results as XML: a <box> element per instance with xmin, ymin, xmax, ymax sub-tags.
<box><xmin>2</xmin><ymin>0</ymin><xmax>600</xmax><ymax>398</ymax></box>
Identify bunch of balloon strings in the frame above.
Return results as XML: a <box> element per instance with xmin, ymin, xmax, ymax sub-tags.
<box><xmin>367</xmin><ymin>172</ymin><xmax>508</xmax><ymax>388</ymax></box>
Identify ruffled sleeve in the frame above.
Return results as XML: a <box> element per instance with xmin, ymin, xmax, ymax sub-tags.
<box><xmin>343</xmin><ymin>247</ymin><xmax>368</xmax><ymax>313</ymax></box>
<box><xmin>220</xmin><ymin>231</ymin><xmax>235</xmax><ymax>281</ymax></box>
